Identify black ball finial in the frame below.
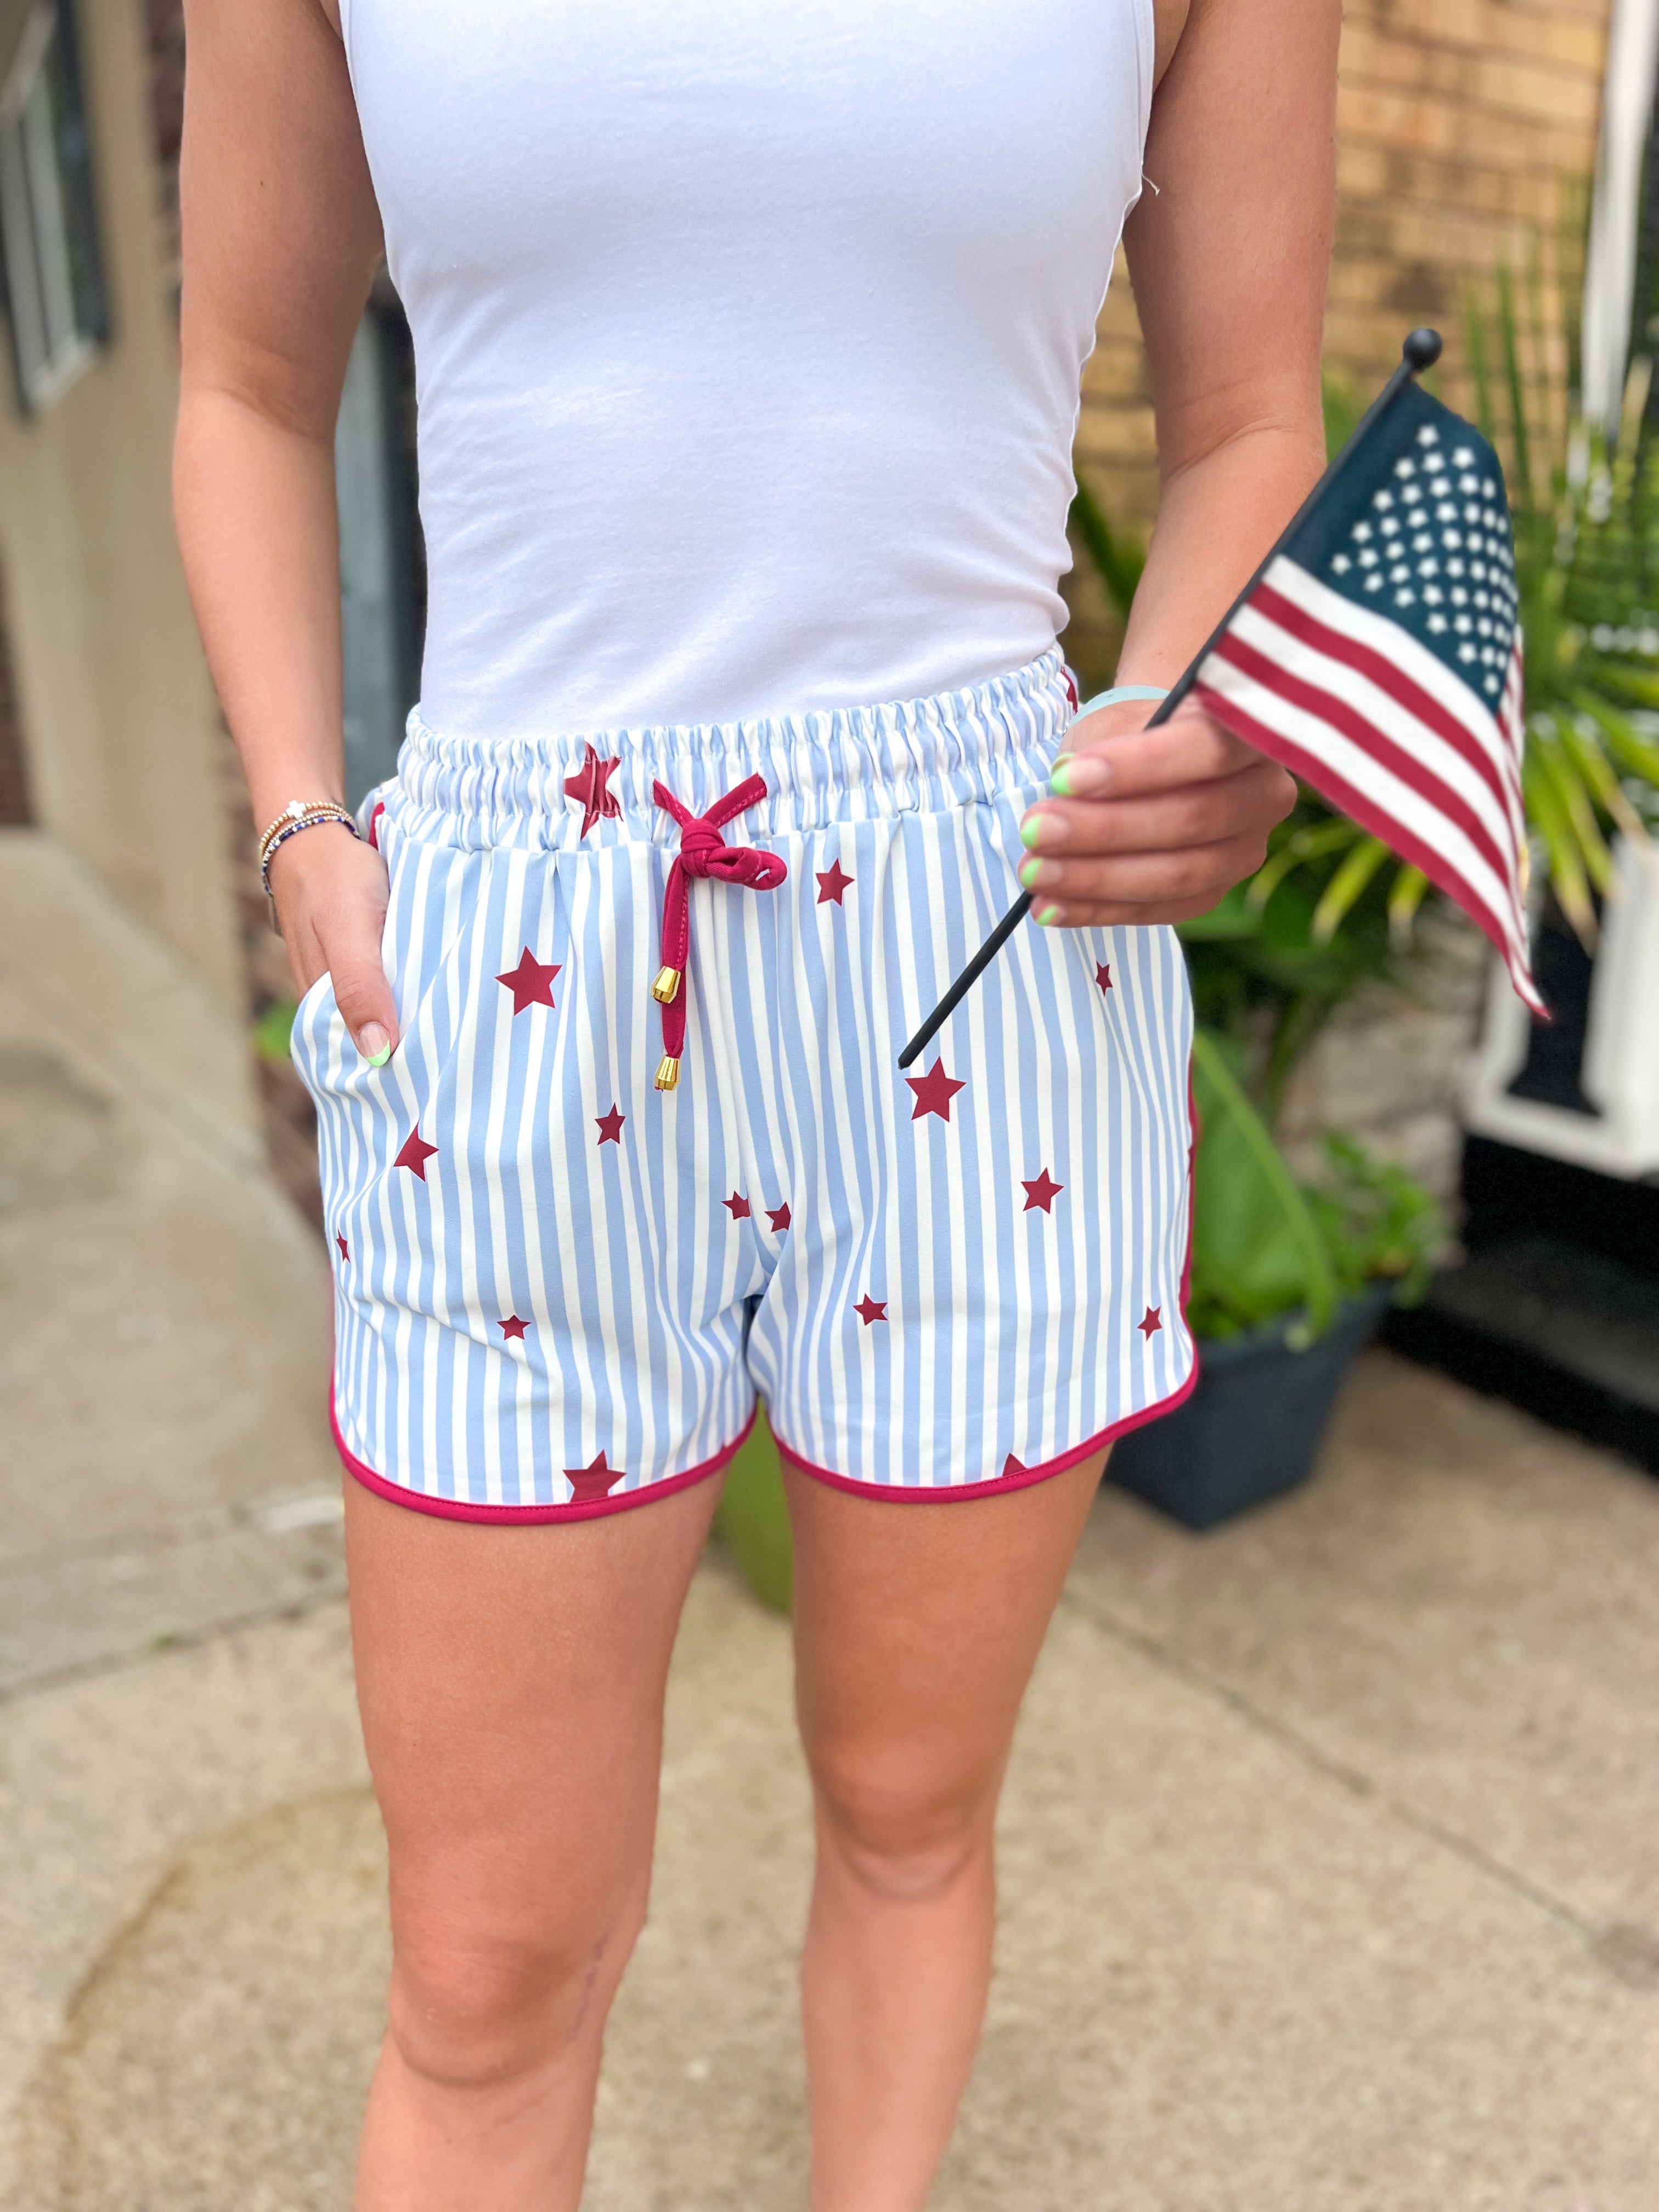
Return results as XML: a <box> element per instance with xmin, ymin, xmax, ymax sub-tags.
<box><xmin>1403</xmin><ymin>327</ymin><xmax>1443</xmax><ymax>373</ymax></box>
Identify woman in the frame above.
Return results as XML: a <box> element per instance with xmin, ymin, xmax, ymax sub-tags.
<box><xmin>174</xmin><ymin>1</ymin><xmax>1334</xmax><ymax>2202</ymax></box>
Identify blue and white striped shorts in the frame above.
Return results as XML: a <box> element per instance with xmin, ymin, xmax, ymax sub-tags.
<box><xmin>292</xmin><ymin>647</ymin><xmax>1196</xmax><ymax>1521</ymax></box>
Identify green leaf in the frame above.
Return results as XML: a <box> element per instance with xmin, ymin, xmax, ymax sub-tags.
<box><xmin>1575</xmin><ymin>686</ymin><xmax>1659</xmax><ymax>784</ymax></box>
<box><xmin>1190</xmin><ymin>1027</ymin><xmax>1336</xmax><ymax>1338</ymax></box>
<box><xmin>1522</xmin><ymin>751</ymin><xmax>1596</xmax><ymax>944</ymax></box>
<box><xmin>1311</xmin><ymin>834</ymin><xmax>1390</xmax><ymax>944</ymax></box>
<box><xmin>1386</xmin><ymin>864</ymin><xmax>1430</xmax><ymax>947</ymax></box>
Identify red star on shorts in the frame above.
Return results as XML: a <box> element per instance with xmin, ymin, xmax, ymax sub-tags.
<box><xmin>905</xmin><ymin>1059</ymin><xmax>966</xmax><ymax>1123</ymax></box>
<box><xmin>854</xmin><ymin>1294</ymin><xmax>887</xmax><ymax>1325</ymax></box>
<box><xmin>1139</xmin><ymin>1306</ymin><xmax>1162</xmax><ymax>1338</ymax></box>
<box><xmin>563</xmin><ymin>744</ymin><xmax>622</xmax><ymax>837</ymax></box>
<box><xmin>498</xmin><ymin>1314</ymin><xmax>530</xmax><ymax>1341</ymax></box>
<box><xmin>1096</xmin><ymin>960</ymin><xmax>1113</xmax><ymax>992</ymax></box>
<box><xmin>816</xmin><ymin>859</ymin><xmax>854</xmax><ymax>906</ymax></box>
<box><xmin>496</xmin><ymin>947</ymin><xmax>560</xmax><ymax>1014</ymax></box>
<box><xmin>595</xmin><ymin>1105</ymin><xmax>626</xmax><ymax>1146</ymax></box>
<box><xmin>766</xmin><ymin>1201</ymin><xmax>791</xmax><ymax>1232</ymax></box>
<box><xmin>724</xmin><ymin>1192</ymin><xmax>751</xmax><ymax>1221</ymax></box>
<box><xmin>1002</xmin><ymin>1453</ymin><xmax>1028</xmax><ymax>1479</ymax></box>
<box><xmin>395</xmin><ymin>1129</ymin><xmax>438</xmax><ymax>1180</ymax></box>
<box><xmin>1022</xmin><ymin>1169</ymin><xmax>1064</xmax><ymax>1214</ymax></box>
<box><xmin>335</xmin><ymin>1233</ymin><xmax>349</xmax><ymax>1263</ymax></box>
<box><xmin>565</xmin><ymin>1449</ymin><xmax>624</xmax><ymax>1504</ymax></box>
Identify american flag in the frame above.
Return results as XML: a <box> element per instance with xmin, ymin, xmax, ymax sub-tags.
<box><xmin>1190</xmin><ymin>381</ymin><xmax>1544</xmax><ymax>1017</ymax></box>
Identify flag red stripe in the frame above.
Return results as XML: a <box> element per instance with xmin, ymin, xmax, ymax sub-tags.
<box><xmin>1194</xmin><ymin>679</ymin><xmax>1542</xmax><ymax>1013</ymax></box>
<box><xmin>1210</xmin><ymin>628</ymin><xmax>1515</xmax><ymax>896</ymax></box>
<box><xmin>1250</xmin><ymin>577</ymin><xmax>1521</xmax><ymax>821</ymax></box>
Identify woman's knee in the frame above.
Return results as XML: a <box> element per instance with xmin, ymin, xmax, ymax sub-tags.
<box><xmin>807</xmin><ymin>1739</ymin><xmax>1001</xmax><ymax>1904</ymax></box>
<box><xmin>385</xmin><ymin>1900</ymin><xmax>644</xmax><ymax>2092</ymax></box>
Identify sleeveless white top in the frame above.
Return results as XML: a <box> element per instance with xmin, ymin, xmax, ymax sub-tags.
<box><xmin>340</xmin><ymin>1</ymin><xmax>1153</xmax><ymax>738</ymax></box>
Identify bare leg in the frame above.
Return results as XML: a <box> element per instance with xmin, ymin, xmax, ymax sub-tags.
<box><xmin>786</xmin><ymin>1454</ymin><xmax>1105</xmax><ymax>2212</ymax></box>
<box><xmin>346</xmin><ymin>1472</ymin><xmax>723</xmax><ymax>2212</ymax></box>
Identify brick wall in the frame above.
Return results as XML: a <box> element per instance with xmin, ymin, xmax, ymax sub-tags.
<box><xmin>1064</xmin><ymin>0</ymin><xmax>1613</xmax><ymax>689</ymax></box>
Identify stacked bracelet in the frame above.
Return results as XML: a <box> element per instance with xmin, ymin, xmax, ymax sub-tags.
<box><xmin>257</xmin><ymin>799</ymin><xmax>360</xmax><ymax>898</ymax></box>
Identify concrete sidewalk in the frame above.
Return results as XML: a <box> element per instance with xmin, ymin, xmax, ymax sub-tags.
<box><xmin>4</xmin><ymin>829</ymin><xmax>1658</xmax><ymax>2210</ymax></box>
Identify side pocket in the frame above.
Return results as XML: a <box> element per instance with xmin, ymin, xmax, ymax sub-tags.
<box><xmin>289</xmin><ymin>963</ymin><xmax>343</xmax><ymax>1098</ymax></box>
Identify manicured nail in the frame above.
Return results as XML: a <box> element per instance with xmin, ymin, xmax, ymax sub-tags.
<box><xmin>1019</xmin><ymin>856</ymin><xmax>1060</xmax><ymax>891</ymax></box>
<box><xmin>357</xmin><ymin>1023</ymin><xmax>391</xmax><ymax>1065</ymax></box>
<box><xmin>1051</xmin><ymin>754</ymin><xmax>1109</xmax><ymax>797</ymax></box>
<box><xmin>1020</xmin><ymin>810</ymin><xmax>1067</xmax><ymax>850</ymax></box>
<box><xmin>1036</xmin><ymin>904</ymin><xmax>1064</xmax><ymax>927</ymax></box>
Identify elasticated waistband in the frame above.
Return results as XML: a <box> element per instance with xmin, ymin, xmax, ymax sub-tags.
<box><xmin>385</xmin><ymin>648</ymin><xmax>1073</xmax><ymax>851</ymax></box>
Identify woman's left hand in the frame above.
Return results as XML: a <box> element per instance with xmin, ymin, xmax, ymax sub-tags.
<box><xmin>1016</xmin><ymin>701</ymin><xmax>1296</xmax><ymax>926</ymax></box>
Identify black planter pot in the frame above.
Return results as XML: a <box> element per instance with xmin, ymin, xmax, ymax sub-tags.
<box><xmin>1105</xmin><ymin>1284</ymin><xmax>1394</xmax><ymax>1531</ymax></box>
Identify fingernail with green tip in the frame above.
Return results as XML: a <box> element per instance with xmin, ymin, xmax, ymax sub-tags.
<box><xmin>1019</xmin><ymin>855</ymin><xmax>1058</xmax><ymax>891</ymax></box>
<box><xmin>1048</xmin><ymin>759</ymin><xmax>1076</xmax><ymax>796</ymax></box>
<box><xmin>357</xmin><ymin>1022</ymin><xmax>392</xmax><ymax>1066</ymax></box>
<box><xmin>1036</xmin><ymin>904</ymin><xmax>1064</xmax><ymax>927</ymax></box>
<box><xmin>366</xmin><ymin>1043</ymin><xmax>392</xmax><ymax>1067</ymax></box>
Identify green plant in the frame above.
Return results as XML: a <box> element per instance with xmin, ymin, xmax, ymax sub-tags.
<box><xmin>254</xmin><ymin>995</ymin><xmax>300</xmax><ymax>1064</ymax></box>
<box><xmin>1185</xmin><ymin>1030</ymin><xmax>1439</xmax><ymax>1344</ymax></box>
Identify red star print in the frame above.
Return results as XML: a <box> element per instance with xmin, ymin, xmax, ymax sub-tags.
<box><xmin>766</xmin><ymin>1201</ymin><xmax>791</xmax><ymax>1232</ymax></box>
<box><xmin>1096</xmin><ymin>960</ymin><xmax>1113</xmax><ymax>992</ymax></box>
<box><xmin>816</xmin><ymin>859</ymin><xmax>854</xmax><ymax>906</ymax></box>
<box><xmin>498</xmin><ymin>1314</ymin><xmax>530</xmax><ymax>1341</ymax></box>
<box><xmin>496</xmin><ymin>947</ymin><xmax>560</xmax><ymax>1014</ymax></box>
<box><xmin>595</xmin><ymin>1105</ymin><xmax>626</xmax><ymax>1146</ymax></box>
<box><xmin>905</xmin><ymin>1059</ymin><xmax>966</xmax><ymax>1123</ymax></box>
<box><xmin>565</xmin><ymin>1449</ymin><xmax>624</xmax><ymax>1504</ymax></box>
<box><xmin>563</xmin><ymin>744</ymin><xmax>622</xmax><ymax>837</ymax></box>
<box><xmin>1022</xmin><ymin>1169</ymin><xmax>1064</xmax><ymax>1214</ymax></box>
<box><xmin>395</xmin><ymin>1129</ymin><xmax>438</xmax><ymax>1180</ymax></box>
<box><xmin>1002</xmin><ymin>1453</ymin><xmax>1027</xmax><ymax>1479</ymax></box>
<box><xmin>854</xmin><ymin>1294</ymin><xmax>887</xmax><ymax>1325</ymax></box>
<box><xmin>1139</xmin><ymin>1306</ymin><xmax>1162</xmax><ymax>1338</ymax></box>
<box><xmin>724</xmin><ymin>1192</ymin><xmax>752</xmax><ymax>1221</ymax></box>
<box><xmin>335</xmin><ymin>1233</ymin><xmax>349</xmax><ymax>1263</ymax></box>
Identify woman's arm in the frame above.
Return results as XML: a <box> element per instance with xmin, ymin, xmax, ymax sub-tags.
<box><xmin>1018</xmin><ymin>0</ymin><xmax>1340</xmax><ymax>926</ymax></box>
<box><xmin>174</xmin><ymin>0</ymin><xmax>400</xmax><ymax>1058</ymax></box>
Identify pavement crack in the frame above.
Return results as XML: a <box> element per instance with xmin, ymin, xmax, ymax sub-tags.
<box><xmin>1058</xmin><ymin>1583</ymin><xmax>1596</xmax><ymax>1941</ymax></box>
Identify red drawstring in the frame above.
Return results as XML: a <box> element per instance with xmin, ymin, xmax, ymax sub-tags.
<box><xmin>650</xmin><ymin>775</ymin><xmax>787</xmax><ymax>1089</ymax></box>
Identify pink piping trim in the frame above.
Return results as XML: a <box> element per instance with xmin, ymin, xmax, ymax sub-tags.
<box><xmin>769</xmin><ymin>1359</ymin><xmax>1200</xmax><ymax>1504</ymax></box>
<box><xmin>329</xmin><ymin>1397</ymin><xmax>756</xmax><ymax>1525</ymax></box>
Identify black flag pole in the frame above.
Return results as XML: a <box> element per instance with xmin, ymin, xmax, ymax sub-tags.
<box><xmin>896</xmin><ymin>327</ymin><xmax>1444</xmax><ymax>1071</ymax></box>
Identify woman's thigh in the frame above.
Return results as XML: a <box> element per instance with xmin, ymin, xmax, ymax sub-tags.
<box><xmin>345</xmin><ymin>1475</ymin><xmax>723</xmax><ymax>1972</ymax></box>
<box><xmin>785</xmin><ymin>1457</ymin><xmax>1104</xmax><ymax>1826</ymax></box>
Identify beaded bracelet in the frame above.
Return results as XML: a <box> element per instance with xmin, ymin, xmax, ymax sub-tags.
<box><xmin>257</xmin><ymin>799</ymin><xmax>360</xmax><ymax>899</ymax></box>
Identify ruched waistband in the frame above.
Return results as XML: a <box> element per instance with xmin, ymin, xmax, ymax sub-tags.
<box><xmin>383</xmin><ymin>649</ymin><xmax>1073</xmax><ymax>851</ymax></box>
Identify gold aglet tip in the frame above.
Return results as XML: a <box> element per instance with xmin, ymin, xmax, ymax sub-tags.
<box><xmin>654</xmin><ymin>1054</ymin><xmax>681</xmax><ymax>1092</ymax></box>
<box><xmin>651</xmin><ymin>964</ymin><xmax>682</xmax><ymax>1004</ymax></box>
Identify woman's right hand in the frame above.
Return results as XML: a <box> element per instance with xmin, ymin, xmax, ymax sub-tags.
<box><xmin>268</xmin><ymin>821</ymin><xmax>400</xmax><ymax>1064</ymax></box>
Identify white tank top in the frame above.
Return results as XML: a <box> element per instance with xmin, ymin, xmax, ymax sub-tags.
<box><xmin>339</xmin><ymin>1</ymin><xmax>1153</xmax><ymax>738</ymax></box>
